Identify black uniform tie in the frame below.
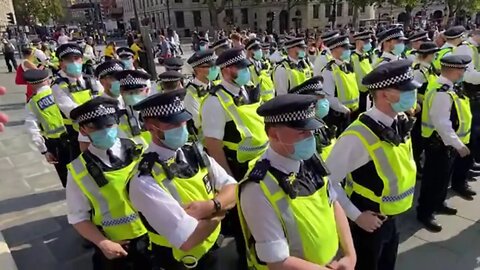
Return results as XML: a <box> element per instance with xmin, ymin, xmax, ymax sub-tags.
<box><xmin>106</xmin><ymin>149</ymin><xmax>122</xmax><ymax>167</ymax></box>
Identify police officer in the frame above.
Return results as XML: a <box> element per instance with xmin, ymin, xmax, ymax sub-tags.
<box><xmin>288</xmin><ymin>76</ymin><xmax>336</xmax><ymax>160</ymax></box>
<box><xmin>117</xmin><ymin>47</ymin><xmax>137</xmax><ymax>70</ymax></box>
<box><xmin>351</xmin><ymin>30</ymin><xmax>374</xmax><ymax>113</ymax></box>
<box><xmin>210</xmin><ymin>38</ymin><xmax>231</xmax><ymax>56</ymax></box>
<box><xmin>418</xmin><ymin>55</ymin><xmax>474</xmax><ymax>232</ymax></box>
<box><xmin>374</xmin><ymin>28</ymin><xmax>408</xmax><ymax>67</ymax></box>
<box><xmin>114</xmin><ymin>70</ymin><xmax>152</xmax><ymax>142</ymax></box>
<box><xmin>326</xmin><ymin>60</ymin><xmax>419</xmax><ymax>270</ymax></box>
<box><xmin>432</xmin><ymin>26</ymin><xmax>466</xmax><ymax>71</ymax></box>
<box><xmin>129</xmin><ymin>91</ymin><xmax>237</xmax><ymax>270</ymax></box>
<box><xmin>198</xmin><ymin>38</ymin><xmax>209</xmax><ymax>51</ymax></box>
<box><xmin>185</xmin><ymin>49</ymin><xmax>220</xmax><ymax>131</ymax></box>
<box><xmin>245</xmin><ymin>38</ymin><xmax>276</xmax><ymax>102</ymax></box>
<box><xmin>164</xmin><ymin>57</ymin><xmax>185</xmax><ymax>72</ymax></box>
<box><xmin>321</xmin><ymin>35</ymin><xmax>360</xmax><ymax>135</ymax></box>
<box><xmin>260</xmin><ymin>42</ymin><xmax>273</xmax><ymax>73</ymax></box>
<box><xmin>313</xmin><ymin>30</ymin><xmax>340</xmax><ymax>75</ymax></box>
<box><xmin>157</xmin><ymin>70</ymin><xmax>185</xmax><ymax>92</ymax></box>
<box><xmin>66</xmin><ymin>97</ymin><xmax>151</xmax><ymax>270</ymax></box>
<box><xmin>238</xmin><ymin>94</ymin><xmax>356</xmax><ymax>270</ymax></box>
<box><xmin>273</xmin><ymin>37</ymin><xmax>311</xmax><ymax>95</ymax></box>
<box><xmin>405</xmin><ymin>30</ymin><xmax>429</xmax><ymax>62</ymax></box>
<box><xmin>201</xmin><ymin>48</ymin><xmax>269</xmax><ymax>268</ymax></box>
<box><xmin>31</xmin><ymin>38</ymin><xmax>49</xmax><ymax>68</ymax></box>
<box><xmin>411</xmin><ymin>42</ymin><xmax>440</xmax><ymax>175</ymax></box>
<box><xmin>52</xmin><ymin>43</ymin><xmax>101</xmax><ymax>154</ymax></box>
<box><xmin>24</xmin><ymin>69</ymin><xmax>69</xmax><ymax>187</ymax></box>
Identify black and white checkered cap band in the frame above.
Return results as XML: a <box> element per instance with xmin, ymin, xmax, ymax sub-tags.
<box><xmin>328</xmin><ymin>38</ymin><xmax>350</xmax><ymax>49</ymax></box>
<box><xmin>141</xmin><ymin>97</ymin><xmax>185</xmax><ymax>117</ymax></box>
<box><xmin>379</xmin><ymin>31</ymin><xmax>404</xmax><ymax>43</ymax></box>
<box><xmin>264</xmin><ymin>107</ymin><xmax>316</xmax><ymax>123</ymax></box>
<box><xmin>247</xmin><ymin>41</ymin><xmax>260</xmax><ymax>50</ymax></box>
<box><xmin>118</xmin><ymin>51</ymin><xmax>134</xmax><ymax>57</ymax></box>
<box><xmin>354</xmin><ymin>34</ymin><xmax>371</xmax><ymax>40</ymax></box>
<box><xmin>28</xmin><ymin>77</ymin><xmax>50</xmax><ymax>84</ymax></box>
<box><xmin>410</xmin><ymin>34</ymin><xmax>428</xmax><ymax>42</ymax></box>
<box><xmin>292</xmin><ymin>82</ymin><xmax>323</xmax><ymax>94</ymax></box>
<box><xmin>285</xmin><ymin>40</ymin><xmax>306</xmax><ymax>49</ymax></box>
<box><xmin>190</xmin><ymin>55</ymin><xmax>217</xmax><ymax>68</ymax></box>
<box><xmin>58</xmin><ymin>47</ymin><xmax>82</xmax><ymax>59</ymax></box>
<box><xmin>323</xmin><ymin>33</ymin><xmax>340</xmax><ymax>42</ymax></box>
<box><xmin>120</xmin><ymin>74</ymin><xmax>148</xmax><ymax>87</ymax></box>
<box><xmin>219</xmin><ymin>53</ymin><xmax>247</xmax><ymax>68</ymax></box>
<box><xmin>77</xmin><ymin>105</ymin><xmax>116</xmax><ymax>123</ymax></box>
<box><xmin>212</xmin><ymin>41</ymin><xmax>229</xmax><ymax>50</ymax></box>
<box><xmin>444</xmin><ymin>32</ymin><xmax>464</xmax><ymax>39</ymax></box>
<box><xmin>99</xmin><ymin>65</ymin><xmax>124</xmax><ymax>78</ymax></box>
<box><xmin>365</xmin><ymin>69</ymin><xmax>414</xmax><ymax>90</ymax></box>
<box><xmin>160</xmin><ymin>77</ymin><xmax>182</xmax><ymax>82</ymax></box>
<box><xmin>441</xmin><ymin>62</ymin><xmax>468</xmax><ymax>68</ymax></box>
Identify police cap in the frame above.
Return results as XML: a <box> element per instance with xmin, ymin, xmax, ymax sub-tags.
<box><xmin>95</xmin><ymin>60</ymin><xmax>124</xmax><ymax>79</ymax></box>
<box><xmin>377</xmin><ymin>28</ymin><xmax>408</xmax><ymax>44</ymax></box>
<box><xmin>114</xmin><ymin>70</ymin><xmax>151</xmax><ymax>90</ymax></box>
<box><xmin>216</xmin><ymin>48</ymin><xmax>252</xmax><ymax>69</ymax></box>
<box><xmin>187</xmin><ymin>49</ymin><xmax>217</xmax><ymax>68</ymax></box>
<box><xmin>158</xmin><ymin>70</ymin><xmax>185</xmax><ymax>83</ymax></box>
<box><xmin>164</xmin><ymin>57</ymin><xmax>184</xmax><ymax>71</ymax></box>
<box><xmin>56</xmin><ymin>43</ymin><xmax>83</xmax><ymax>59</ymax></box>
<box><xmin>132</xmin><ymin>90</ymin><xmax>191</xmax><ymax>123</ymax></box>
<box><xmin>441</xmin><ymin>55</ymin><xmax>472</xmax><ymax>69</ymax></box>
<box><xmin>23</xmin><ymin>69</ymin><xmax>50</xmax><ymax>84</ymax></box>
<box><xmin>362</xmin><ymin>59</ymin><xmax>421</xmax><ymax>91</ymax></box>
<box><xmin>443</xmin><ymin>26</ymin><xmax>465</xmax><ymax>40</ymax></box>
<box><xmin>116</xmin><ymin>47</ymin><xmax>135</xmax><ymax>58</ymax></box>
<box><xmin>70</xmin><ymin>96</ymin><xmax>119</xmax><ymax>128</ymax></box>
<box><xmin>288</xmin><ymin>76</ymin><xmax>324</xmax><ymax>95</ymax></box>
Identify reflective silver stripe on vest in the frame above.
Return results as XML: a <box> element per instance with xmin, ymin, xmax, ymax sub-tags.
<box><xmin>346</xmin><ymin>124</ymin><xmax>409</xmax><ymax>201</ymax></box>
<box><xmin>152</xmin><ymin>163</ymin><xmax>182</xmax><ymax>202</ymax></box>
<box><xmin>71</xmin><ymin>158</ymin><xmax>139</xmax><ymax>227</ymax></box>
<box><xmin>29</xmin><ymin>102</ymin><xmax>65</xmax><ymax>135</ymax></box>
<box><xmin>263</xmin><ymin>174</ymin><xmax>305</xmax><ymax>258</ymax></box>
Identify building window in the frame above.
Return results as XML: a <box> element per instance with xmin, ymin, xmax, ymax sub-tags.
<box><xmin>193</xmin><ymin>0</ymin><xmax>199</xmax><ymax>2</ymax></box>
<box><xmin>348</xmin><ymin>3</ymin><xmax>353</xmax><ymax>16</ymax></box>
<box><xmin>175</xmin><ymin>11</ymin><xmax>185</xmax><ymax>27</ymax></box>
<box><xmin>241</xmin><ymin>8</ymin><xmax>248</xmax><ymax>24</ymax></box>
<box><xmin>325</xmin><ymin>3</ymin><xmax>331</xmax><ymax>18</ymax></box>
<box><xmin>193</xmin><ymin>10</ymin><xmax>202</xmax><ymax>26</ymax></box>
<box><xmin>361</xmin><ymin>5</ymin><xmax>366</xmax><ymax>13</ymax></box>
<box><xmin>313</xmin><ymin>4</ymin><xmax>319</xmax><ymax>19</ymax></box>
<box><xmin>337</xmin><ymin>3</ymin><xmax>342</xmax><ymax>17</ymax></box>
<box><xmin>175</xmin><ymin>0</ymin><xmax>182</xmax><ymax>3</ymax></box>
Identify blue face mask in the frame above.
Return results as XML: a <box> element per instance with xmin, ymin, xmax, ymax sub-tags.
<box><xmin>253</xmin><ymin>50</ymin><xmax>263</xmax><ymax>61</ymax></box>
<box><xmin>121</xmin><ymin>59</ymin><xmax>133</xmax><ymax>69</ymax></box>
<box><xmin>340</xmin><ymin>49</ymin><xmax>351</xmax><ymax>61</ymax></box>
<box><xmin>298</xmin><ymin>50</ymin><xmax>306</xmax><ymax>59</ymax></box>
<box><xmin>393</xmin><ymin>43</ymin><xmax>405</xmax><ymax>56</ymax></box>
<box><xmin>89</xmin><ymin>127</ymin><xmax>118</xmax><ymax>150</ymax></box>
<box><xmin>123</xmin><ymin>94</ymin><xmax>145</xmax><ymax>106</ymax></box>
<box><xmin>162</xmin><ymin>125</ymin><xmax>188</xmax><ymax>150</ymax></box>
<box><xmin>455</xmin><ymin>75</ymin><xmax>464</xmax><ymax>84</ymax></box>
<box><xmin>207</xmin><ymin>66</ymin><xmax>220</xmax><ymax>82</ymax></box>
<box><xmin>391</xmin><ymin>90</ymin><xmax>417</xmax><ymax>112</ymax></box>
<box><xmin>66</xmin><ymin>62</ymin><xmax>82</xmax><ymax>77</ymax></box>
<box><xmin>289</xmin><ymin>135</ymin><xmax>316</xmax><ymax>161</ymax></box>
<box><xmin>316</xmin><ymin>99</ymin><xmax>330</xmax><ymax>119</ymax></box>
<box><xmin>110</xmin><ymin>80</ymin><xmax>121</xmax><ymax>97</ymax></box>
<box><xmin>234</xmin><ymin>68</ymin><xmax>251</xmax><ymax>86</ymax></box>
<box><xmin>199</xmin><ymin>45</ymin><xmax>208</xmax><ymax>51</ymax></box>
<box><xmin>363</xmin><ymin>42</ymin><xmax>372</xmax><ymax>53</ymax></box>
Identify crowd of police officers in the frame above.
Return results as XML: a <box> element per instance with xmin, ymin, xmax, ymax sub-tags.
<box><xmin>21</xmin><ymin>23</ymin><xmax>480</xmax><ymax>270</ymax></box>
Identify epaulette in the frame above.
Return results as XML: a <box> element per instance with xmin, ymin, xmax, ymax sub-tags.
<box><xmin>245</xmin><ymin>159</ymin><xmax>270</xmax><ymax>183</ymax></box>
<box><xmin>52</xmin><ymin>76</ymin><xmax>69</xmax><ymax>86</ymax></box>
<box><xmin>324</xmin><ymin>60</ymin><xmax>335</xmax><ymax>71</ymax></box>
<box><xmin>320</xmin><ymin>50</ymin><xmax>328</xmax><ymax>55</ymax></box>
<box><xmin>83</xmin><ymin>74</ymin><xmax>99</xmax><ymax>95</ymax></box>
<box><xmin>138</xmin><ymin>152</ymin><xmax>159</xmax><ymax>176</ymax></box>
<box><xmin>413</xmin><ymin>63</ymin><xmax>421</xmax><ymax>70</ymax></box>
<box><xmin>209</xmin><ymin>84</ymin><xmax>223</xmax><ymax>95</ymax></box>
<box><xmin>437</xmin><ymin>84</ymin><xmax>450</xmax><ymax>92</ymax></box>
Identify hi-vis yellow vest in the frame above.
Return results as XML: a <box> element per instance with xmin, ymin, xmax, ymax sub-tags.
<box><xmin>53</xmin><ymin>76</ymin><xmax>95</xmax><ymax>126</ymax></box>
<box><xmin>342</xmin><ymin>119</ymin><xmax>416</xmax><ymax>215</ymax></box>
<box><xmin>465</xmin><ymin>42</ymin><xmax>480</xmax><ymax>70</ymax></box>
<box><xmin>28</xmin><ymin>88</ymin><xmax>66</xmax><ymax>139</ymax></box>
<box><xmin>433</xmin><ymin>46</ymin><xmax>454</xmax><ymax>71</ymax></box>
<box><xmin>238</xmin><ymin>158</ymin><xmax>339</xmax><ymax>269</ymax></box>
<box><xmin>413</xmin><ymin>63</ymin><xmax>438</xmax><ymax>102</ymax></box>
<box><xmin>249</xmin><ymin>63</ymin><xmax>275</xmax><ymax>102</ymax></box>
<box><xmin>275</xmin><ymin>59</ymin><xmax>310</xmax><ymax>91</ymax></box>
<box><xmin>118</xmin><ymin>107</ymin><xmax>152</xmax><ymax>144</ymax></box>
<box><xmin>421</xmin><ymin>81</ymin><xmax>472</xmax><ymax>144</ymax></box>
<box><xmin>351</xmin><ymin>52</ymin><xmax>373</xmax><ymax>93</ymax></box>
<box><xmin>67</xmin><ymin>141</ymin><xmax>147</xmax><ymax>241</ymax></box>
<box><xmin>139</xmin><ymin>152</ymin><xmax>220</xmax><ymax>264</ymax></box>
<box><xmin>329</xmin><ymin>62</ymin><xmax>360</xmax><ymax>111</ymax></box>
<box><xmin>206</xmin><ymin>87</ymin><xmax>269</xmax><ymax>163</ymax></box>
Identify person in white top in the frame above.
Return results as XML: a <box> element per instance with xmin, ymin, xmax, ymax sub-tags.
<box><xmin>57</xmin><ymin>29</ymin><xmax>71</xmax><ymax>45</ymax></box>
<box><xmin>83</xmin><ymin>37</ymin><xmax>96</xmax><ymax>62</ymax></box>
<box><xmin>273</xmin><ymin>38</ymin><xmax>310</xmax><ymax>95</ymax></box>
<box><xmin>31</xmin><ymin>38</ymin><xmax>48</xmax><ymax>67</ymax></box>
<box><xmin>405</xmin><ymin>30</ymin><xmax>429</xmax><ymax>62</ymax></box>
<box><xmin>129</xmin><ymin>90</ymin><xmax>237</xmax><ymax>270</ymax></box>
<box><xmin>417</xmin><ymin>55</ymin><xmax>475</xmax><ymax>233</ymax></box>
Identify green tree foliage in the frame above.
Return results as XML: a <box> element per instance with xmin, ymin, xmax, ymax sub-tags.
<box><xmin>13</xmin><ymin>0</ymin><xmax>64</xmax><ymax>25</ymax></box>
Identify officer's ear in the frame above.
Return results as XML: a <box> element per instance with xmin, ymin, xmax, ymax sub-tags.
<box><xmin>79</xmin><ymin>125</ymin><xmax>89</xmax><ymax>136</ymax></box>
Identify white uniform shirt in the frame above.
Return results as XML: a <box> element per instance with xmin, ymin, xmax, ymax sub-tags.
<box><xmin>34</xmin><ymin>48</ymin><xmax>48</xmax><ymax>64</ymax></box>
<box><xmin>241</xmin><ymin>147</ymin><xmax>337</xmax><ymax>263</ymax></box>
<box><xmin>376</xmin><ymin>51</ymin><xmax>400</xmax><ymax>67</ymax></box>
<box><xmin>269</xmin><ymin>50</ymin><xmax>284</xmax><ymax>64</ymax></box>
<box><xmin>273</xmin><ymin>56</ymin><xmax>300</xmax><ymax>96</ymax></box>
<box><xmin>57</xmin><ymin>35</ymin><xmax>70</xmax><ymax>45</ymax></box>
<box><xmin>52</xmin><ymin>70</ymin><xmax>104</xmax><ymax>118</ymax></box>
<box><xmin>429</xmin><ymin>76</ymin><xmax>465</xmax><ymax>150</ymax></box>
<box><xmin>453</xmin><ymin>38</ymin><xmax>480</xmax><ymax>84</ymax></box>
<box><xmin>313</xmin><ymin>48</ymin><xmax>332</xmax><ymax>76</ymax></box>
<box><xmin>201</xmin><ymin>80</ymin><xmax>248</xmax><ymax>140</ymax></box>
<box><xmin>66</xmin><ymin>139</ymin><xmax>125</xmax><ymax>224</ymax></box>
<box><xmin>325</xmin><ymin>106</ymin><xmax>398</xmax><ymax>221</ymax></box>
<box><xmin>184</xmin><ymin>78</ymin><xmax>209</xmax><ymax>129</ymax></box>
<box><xmin>321</xmin><ymin>58</ymin><xmax>351</xmax><ymax>114</ymax></box>
<box><xmin>129</xmin><ymin>142</ymin><xmax>236</xmax><ymax>249</ymax></box>
<box><xmin>24</xmin><ymin>85</ymin><xmax>52</xmax><ymax>153</ymax></box>
<box><xmin>412</xmin><ymin>61</ymin><xmax>429</xmax><ymax>86</ymax></box>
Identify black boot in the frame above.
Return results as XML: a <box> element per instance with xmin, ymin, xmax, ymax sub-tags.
<box><xmin>417</xmin><ymin>215</ymin><xmax>442</xmax><ymax>232</ymax></box>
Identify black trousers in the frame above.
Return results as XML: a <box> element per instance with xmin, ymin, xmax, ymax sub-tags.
<box><xmin>65</xmin><ymin>125</ymin><xmax>81</xmax><ymax>162</ymax></box>
<box><xmin>417</xmin><ymin>136</ymin><xmax>456</xmax><ymax>217</ymax></box>
<box><xmin>92</xmin><ymin>234</ymin><xmax>151</xmax><ymax>270</ymax></box>
<box><xmin>358</xmin><ymin>91</ymin><xmax>369</xmax><ymax>113</ymax></box>
<box><xmin>411</xmin><ymin>112</ymin><xmax>424</xmax><ymax>173</ymax></box>
<box><xmin>4</xmin><ymin>52</ymin><xmax>17</xmax><ymax>72</ymax></box>
<box><xmin>350</xmin><ymin>217</ymin><xmax>399</xmax><ymax>270</ymax></box>
<box><xmin>470</xmin><ymin>99</ymin><xmax>480</xmax><ymax>162</ymax></box>
<box><xmin>451</xmin><ymin>143</ymin><xmax>473</xmax><ymax>190</ymax></box>
<box><xmin>151</xmin><ymin>244</ymin><xmax>221</xmax><ymax>270</ymax></box>
<box><xmin>44</xmin><ymin>136</ymin><xmax>70</xmax><ymax>187</ymax></box>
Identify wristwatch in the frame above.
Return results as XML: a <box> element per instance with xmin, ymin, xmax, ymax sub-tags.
<box><xmin>212</xmin><ymin>198</ymin><xmax>221</xmax><ymax>213</ymax></box>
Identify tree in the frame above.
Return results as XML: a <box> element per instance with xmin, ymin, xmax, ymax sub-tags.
<box><xmin>13</xmin><ymin>0</ymin><xmax>64</xmax><ymax>26</ymax></box>
<box><xmin>445</xmin><ymin>0</ymin><xmax>480</xmax><ymax>26</ymax></box>
<box><xmin>347</xmin><ymin>0</ymin><xmax>377</xmax><ymax>30</ymax></box>
<box><xmin>205</xmin><ymin>0</ymin><xmax>228</xmax><ymax>28</ymax></box>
